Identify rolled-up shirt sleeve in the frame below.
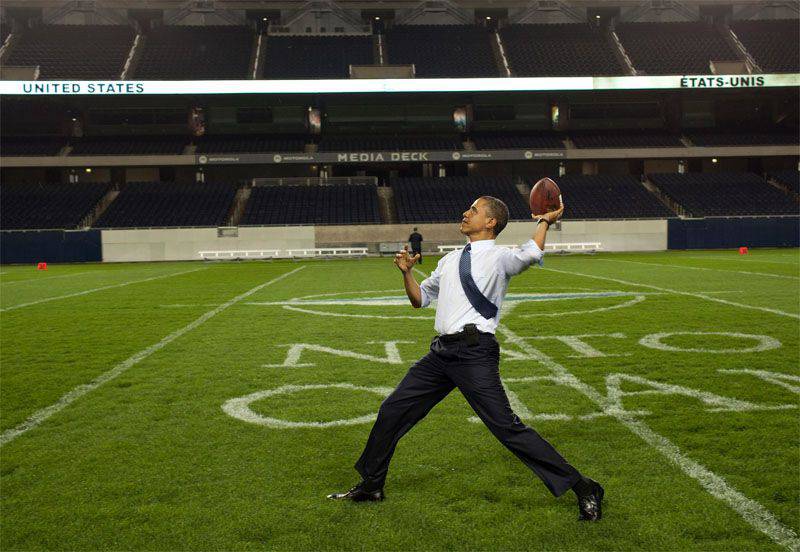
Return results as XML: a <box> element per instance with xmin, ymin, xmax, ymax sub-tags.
<box><xmin>501</xmin><ymin>239</ymin><xmax>544</xmax><ymax>276</ymax></box>
<box><xmin>418</xmin><ymin>259</ymin><xmax>443</xmax><ymax>308</ymax></box>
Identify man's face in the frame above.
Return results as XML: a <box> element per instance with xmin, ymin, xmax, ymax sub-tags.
<box><xmin>460</xmin><ymin>198</ymin><xmax>493</xmax><ymax>236</ymax></box>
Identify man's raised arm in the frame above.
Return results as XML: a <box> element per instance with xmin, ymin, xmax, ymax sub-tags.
<box><xmin>395</xmin><ymin>245</ymin><xmax>423</xmax><ymax>308</ymax></box>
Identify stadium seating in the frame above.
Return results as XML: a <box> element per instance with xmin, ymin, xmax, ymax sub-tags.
<box><xmin>263</xmin><ymin>35</ymin><xmax>374</xmax><ymax>79</ymax></box>
<box><xmin>687</xmin><ymin>131</ymin><xmax>799</xmax><ymax>146</ymax></box>
<box><xmin>648</xmin><ymin>172</ymin><xmax>799</xmax><ymax>216</ymax></box>
<box><xmin>554</xmin><ymin>174</ymin><xmax>675</xmax><ymax>219</ymax></box>
<box><xmin>1</xmin><ymin>22</ymin><xmax>11</xmax><ymax>44</ymax></box>
<box><xmin>69</xmin><ymin>136</ymin><xmax>188</xmax><ymax>156</ymax></box>
<box><xmin>391</xmin><ymin>176</ymin><xmax>529</xmax><ymax>223</ymax></box>
<box><xmin>771</xmin><ymin>170</ymin><xmax>800</xmax><ymax>195</ymax></box>
<box><xmin>318</xmin><ymin>135</ymin><xmax>462</xmax><ymax>151</ymax></box>
<box><xmin>240</xmin><ymin>184</ymin><xmax>381</xmax><ymax>225</ymax></box>
<box><xmin>472</xmin><ymin>134</ymin><xmax>565</xmax><ymax>150</ymax></box>
<box><xmin>730</xmin><ymin>19</ymin><xmax>799</xmax><ymax>73</ymax></box>
<box><xmin>570</xmin><ymin>132</ymin><xmax>684</xmax><ymax>149</ymax></box>
<box><xmin>1</xmin><ymin>182</ymin><xmax>110</xmax><ymax>229</ymax></box>
<box><xmin>94</xmin><ymin>182</ymin><xmax>237</xmax><ymax>228</ymax></box>
<box><xmin>196</xmin><ymin>134</ymin><xmax>307</xmax><ymax>154</ymax></box>
<box><xmin>1</xmin><ymin>136</ymin><xmax>66</xmax><ymax>156</ymax></box>
<box><xmin>385</xmin><ymin>25</ymin><xmax>498</xmax><ymax>78</ymax></box>
<box><xmin>133</xmin><ymin>26</ymin><xmax>253</xmax><ymax>80</ymax></box>
<box><xmin>615</xmin><ymin>22</ymin><xmax>739</xmax><ymax>75</ymax></box>
<box><xmin>3</xmin><ymin>24</ymin><xmax>135</xmax><ymax>79</ymax></box>
<box><xmin>500</xmin><ymin>23</ymin><xmax>623</xmax><ymax>76</ymax></box>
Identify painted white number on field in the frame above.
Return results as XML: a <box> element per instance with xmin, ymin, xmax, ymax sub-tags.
<box><xmin>221</xmin><ymin>383</ymin><xmax>393</xmax><ymax>428</ymax></box>
<box><xmin>638</xmin><ymin>332</ymin><xmax>781</xmax><ymax>353</ymax></box>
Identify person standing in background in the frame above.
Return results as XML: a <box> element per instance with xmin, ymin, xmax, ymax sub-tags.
<box><xmin>408</xmin><ymin>228</ymin><xmax>423</xmax><ymax>264</ymax></box>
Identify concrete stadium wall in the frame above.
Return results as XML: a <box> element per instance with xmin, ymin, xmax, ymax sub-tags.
<box><xmin>317</xmin><ymin>219</ymin><xmax>668</xmax><ymax>253</ymax></box>
<box><xmin>101</xmin><ymin>226</ymin><xmax>316</xmax><ymax>262</ymax></box>
<box><xmin>99</xmin><ymin>219</ymin><xmax>667</xmax><ymax>262</ymax></box>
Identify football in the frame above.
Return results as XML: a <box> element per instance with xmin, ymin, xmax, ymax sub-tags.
<box><xmin>529</xmin><ymin>177</ymin><xmax>562</xmax><ymax>215</ymax></box>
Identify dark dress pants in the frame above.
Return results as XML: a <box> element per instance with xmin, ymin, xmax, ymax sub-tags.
<box><xmin>412</xmin><ymin>246</ymin><xmax>422</xmax><ymax>264</ymax></box>
<box><xmin>354</xmin><ymin>333</ymin><xmax>582</xmax><ymax>497</ymax></box>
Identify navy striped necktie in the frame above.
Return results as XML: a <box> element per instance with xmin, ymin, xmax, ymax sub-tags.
<box><xmin>458</xmin><ymin>243</ymin><xmax>498</xmax><ymax>319</ymax></box>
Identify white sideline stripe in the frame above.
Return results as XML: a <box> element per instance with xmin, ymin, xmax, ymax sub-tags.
<box><xmin>545</xmin><ymin>267</ymin><xmax>800</xmax><ymax>320</ymax></box>
<box><xmin>595</xmin><ymin>258</ymin><xmax>799</xmax><ymax>281</ymax></box>
<box><xmin>496</xmin><ymin>324</ymin><xmax>800</xmax><ymax>551</ymax></box>
<box><xmin>0</xmin><ymin>266</ymin><xmax>305</xmax><ymax>447</ymax></box>
<box><xmin>0</xmin><ymin>270</ymin><xmax>95</xmax><ymax>286</ymax></box>
<box><xmin>0</xmin><ymin>267</ymin><xmax>205</xmax><ymax>312</ymax></box>
<box><xmin>685</xmin><ymin>255</ymin><xmax>800</xmax><ymax>266</ymax></box>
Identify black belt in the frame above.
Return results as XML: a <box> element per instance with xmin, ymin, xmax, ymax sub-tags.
<box><xmin>438</xmin><ymin>323</ymin><xmax>489</xmax><ymax>345</ymax></box>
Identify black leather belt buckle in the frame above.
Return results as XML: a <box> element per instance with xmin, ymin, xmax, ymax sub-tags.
<box><xmin>463</xmin><ymin>323</ymin><xmax>479</xmax><ymax>346</ymax></box>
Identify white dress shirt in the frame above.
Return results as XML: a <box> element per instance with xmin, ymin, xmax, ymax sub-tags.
<box><xmin>419</xmin><ymin>239</ymin><xmax>544</xmax><ymax>335</ymax></box>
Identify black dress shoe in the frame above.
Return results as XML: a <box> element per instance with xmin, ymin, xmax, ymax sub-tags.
<box><xmin>327</xmin><ymin>483</ymin><xmax>385</xmax><ymax>502</ymax></box>
<box><xmin>577</xmin><ymin>479</ymin><xmax>604</xmax><ymax>521</ymax></box>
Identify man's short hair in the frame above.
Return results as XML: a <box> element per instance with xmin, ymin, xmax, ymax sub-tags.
<box><xmin>480</xmin><ymin>196</ymin><xmax>509</xmax><ymax>236</ymax></box>
<box><xmin>413</xmin><ymin>227</ymin><xmax>417</xmax><ymax>231</ymax></box>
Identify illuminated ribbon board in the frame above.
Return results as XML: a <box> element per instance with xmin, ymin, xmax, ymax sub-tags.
<box><xmin>1</xmin><ymin>74</ymin><xmax>798</xmax><ymax>95</ymax></box>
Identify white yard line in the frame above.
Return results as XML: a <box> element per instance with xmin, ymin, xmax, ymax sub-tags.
<box><xmin>496</xmin><ymin>324</ymin><xmax>799</xmax><ymax>551</ymax></box>
<box><xmin>684</xmin><ymin>255</ymin><xmax>800</xmax><ymax>266</ymax></box>
<box><xmin>0</xmin><ymin>270</ymin><xmax>96</xmax><ymax>286</ymax></box>
<box><xmin>545</xmin><ymin>267</ymin><xmax>799</xmax><ymax>320</ymax></box>
<box><xmin>0</xmin><ymin>267</ymin><xmax>206</xmax><ymax>312</ymax></box>
<box><xmin>0</xmin><ymin>266</ymin><xmax>305</xmax><ymax>446</ymax></box>
<box><xmin>595</xmin><ymin>258</ymin><xmax>799</xmax><ymax>281</ymax></box>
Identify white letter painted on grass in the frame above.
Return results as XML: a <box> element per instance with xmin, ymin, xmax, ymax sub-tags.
<box><xmin>262</xmin><ymin>340</ymin><xmax>413</xmax><ymax>368</ymax></box>
<box><xmin>638</xmin><ymin>332</ymin><xmax>781</xmax><ymax>353</ymax></box>
<box><xmin>524</xmin><ymin>333</ymin><xmax>628</xmax><ymax>358</ymax></box>
<box><xmin>222</xmin><ymin>383</ymin><xmax>393</xmax><ymax>428</ymax></box>
<box><xmin>605</xmin><ymin>374</ymin><xmax>796</xmax><ymax>414</ymax></box>
<box><xmin>719</xmin><ymin>369</ymin><xmax>800</xmax><ymax>395</ymax></box>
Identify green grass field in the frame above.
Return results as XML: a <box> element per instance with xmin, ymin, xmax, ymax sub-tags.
<box><xmin>1</xmin><ymin>249</ymin><xmax>798</xmax><ymax>551</ymax></box>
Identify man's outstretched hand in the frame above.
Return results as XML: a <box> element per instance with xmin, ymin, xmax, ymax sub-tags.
<box><xmin>532</xmin><ymin>196</ymin><xmax>565</xmax><ymax>225</ymax></box>
<box><xmin>395</xmin><ymin>245</ymin><xmax>421</xmax><ymax>273</ymax></box>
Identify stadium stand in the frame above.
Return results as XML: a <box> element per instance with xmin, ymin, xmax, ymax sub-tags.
<box><xmin>554</xmin><ymin>174</ymin><xmax>675</xmax><ymax>219</ymax></box>
<box><xmin>500</xmin><ymin>23</ymin><xmax>624</xmax><ymax>76</ymax></box>
<box><xmin>1</xmin><ymin>136</ymin><xmax>66</xmax><ymax>156</ymax></box>
<box><xmin>1</xmin><ymin>182</ymin><xmax>110</xmax><ymax>229</ymax></box>
<box><xmin>730</xmin><ymin>19</ymin><xmax>800</xmax><ymax>73</ymax></box>
<box><xmin>3</xmin><ymin>24</ymin><xmax>135</xmax><ymax>80</ymax></box>
<box><xmin>570</xmin><ymin>131</ymin><xmax>684</xmax><ymax>149</ymax></box>
<box><xmin>771</xmin><ymin>170</ymin><xmax>800</xmax><ymax>195</ymax></box>
<box><xmin>687</xmin><ymin>130</ymin><xmax>799</xmax><ymax>146</ymax></box>
<box><xmin>385</xmin><ymin>25</ymin><xmax>498</xmax><ymax>78</ymax></box>
<box><xmin>1</xmin><ymin>22</ymin><xmax>11</xmax><ymax>45</ymax></box>
<box><xmin>472</xmin><ymin>133</ymin><xmax>565</xmax><ymax>150</ymax></box>
<box><xmin>133</xmin><ymin>26</ymin><xmax>252</xmax><ymax>80</ymax></box>
<box><xmin>94</xmin><ymin>182</ymin><xmax>237</xmax><ymax>228</ymax></box>
<box><xmin>69</xmin><ymin>136</ymin><xmax>188</xmax><ymax>156</ymax></box>
<box><xmin>262</xmin><ymin>35</ymin><xmax>374</xmax><ymax>79</ymax></box>
<box><xmin>318</xmin><ymin>135</ymin><xmax>462</xmax><ymax>151</ymax></box>
<box><xmin>196</xmin><ymin>134</ymin><xmax>307</xmax><ymax>154</ymax></box>
<box><xmin>391</xmin><ymin>176</ymin><xmax>529</xmax><ymax>223</ymax></box>
<box><xmin>648</xmin><ymin>172</ymin><xmax>799</xmax><ymax>216</ymax></box>
<box><xmin>615</xmin><ymin>22</ymin><xmax>739</xmax><ymax>74</ymax></box>
<box><xmin>240</xmin><ymin>184</ymin><xmax>381</xmax><ymax>225</ymax></box>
